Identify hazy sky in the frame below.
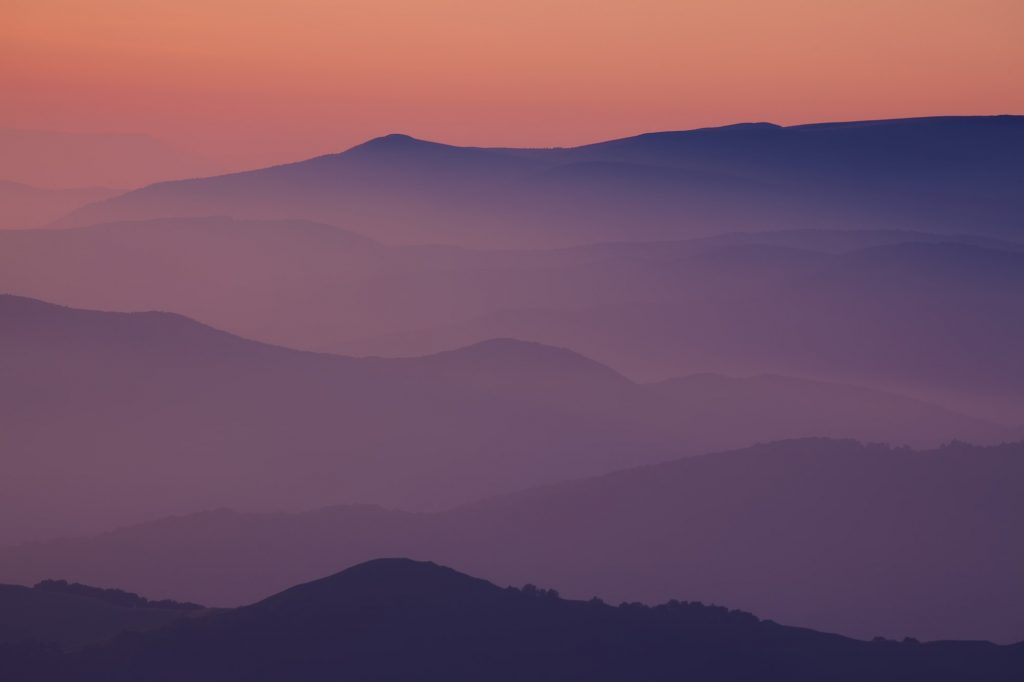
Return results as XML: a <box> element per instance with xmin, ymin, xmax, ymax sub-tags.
<box><xmin>3</xmin><ymin>0</ymin><xmax>1022</xmax><ymax>169</ymax></box>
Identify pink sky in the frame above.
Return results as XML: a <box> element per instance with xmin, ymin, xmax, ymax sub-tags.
<box><xmin>3</xmin><ymin>0</ymin><xmax>1023</xmax><ymax>169</ymax></box>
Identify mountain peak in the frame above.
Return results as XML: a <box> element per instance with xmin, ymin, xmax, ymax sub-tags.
<box><xmin>314</xmin><ymin>558</ymin><xmax>462</xmax><ymax>587</ymax></box>
<box><xmin>373</xmin><ymin>133</ymin><xmax>419</xmax><ymax>143</ymax></box>
<box><xmin>414</xmin><ymin>338</ymin><xmax>631</xmax><ymax>387</ymax></box>
<box><xmin>253</xmin><ymin>559</ymin><xmax>497</xmax><ymax>614</ymax></box>
<box><xmin>348</xmin><ymin>132</ymin><xmax>449</xmax><ymax>153</ymax></box>
<box><xmin>716</xmin><ymin>121</ymin><xmax>782</xmax><ymax>131</ymax></box>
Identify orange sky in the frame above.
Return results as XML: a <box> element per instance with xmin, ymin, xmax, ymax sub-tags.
<box><xmin>3</xmin><ymin>0</ymin><xmax>1022</xmax><ymax>169</ymax></box>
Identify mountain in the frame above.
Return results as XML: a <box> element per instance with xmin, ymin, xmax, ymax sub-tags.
<box><xmin>0</xmin><ymin>181</ymin><xmax>121</xmax><ymax>229</ymax></box>
<box><xmin>0</xmin><ymin>294</ymin><xmax>671</xmax><ymax>542</ymax></box>
<box><xmin>343</xmin><ymin>239</ymin><xmax>1024</xmax><ymax>419</ymax></box>
<box><xmin>4</xmin><ymin>559</ymin><xmax>1022</xmax><ymax>682</ymax></box>
<box><xmin>0</xmin><ymin>218</ymin><xmax>391</xmax><ymax>349</ymax></box>
<box><xmin>0</xmin><ymin>129</ymin><xmax>222</xmax><ymax>189</ymax></box>
<box><xmin>0</xmin><ymin>295</ymin><xmax>1003</xmax><ymax>545</ymax></box>
<box><xmin>0</xmin><ymin>582</ymin><xmax>200</xmax><ymax>651</ymax></box>
<box><xmin>2</xmin><ymin>218</ymin><xmax>1023</xmax><ymax>418</ymax></box>
<box><xmin>54</xmin><ymin>116</ymin><xmax>1024</xmax><ymax>246</ymax></box>
<box><xmin>4</xmin><ymin>439</ymin><xmax>1022</xmax><ymax>643</ymax></box>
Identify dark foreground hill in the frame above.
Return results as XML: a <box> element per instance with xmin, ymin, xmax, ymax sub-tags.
<box><xmin>4</xmin><ymin>559</ymin><xmax>1022</xmax><ymax>682</ymax></box>
<box><xmin>4</xmin><ymin>439</ymin><xmax>1022</xmax><ymax>643</ymax></box>
<box><xmin>0</xmin><ymin>582</ymin><xmax>200</xmax><ymax>651</ymax></box>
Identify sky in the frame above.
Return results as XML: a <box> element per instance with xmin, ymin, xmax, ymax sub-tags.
<box><xmin>3</xmin><ymin>0</ymin><xmax>1023</xmax><ymax>169</ymax></box>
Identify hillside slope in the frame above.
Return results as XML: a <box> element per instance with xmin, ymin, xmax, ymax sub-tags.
<box><xmin>4</xmin><ymin>439</ymin><xmax>1022</xmax><ymax>642</ymax></box>
<box><xmin>6</xmin><ymin>559</ymin><xmax>1024</xmax><ymax>682</ymax></box>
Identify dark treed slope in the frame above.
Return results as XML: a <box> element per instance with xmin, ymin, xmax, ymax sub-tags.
<box><xmin>0</xmin><ymin>582</ymin><xmax>202</xmax><ymax>651</ymax></box>
<box><xmin>3</xmin><ymin>439</ymin><xmax>1022</xmax><ymax>643</ymax></box>
<box><xmin>5</xmin><ymin>559</ymin><xmax>1023</xmax><ymax>682</ymax></box>
<box><xmin>31</xmin><ymin>580</ymin><xmax>202</xmax><ymax>612</ymax></box>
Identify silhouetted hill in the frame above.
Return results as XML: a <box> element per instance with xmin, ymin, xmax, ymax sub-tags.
<box><xmin>0</xmin><ymin>296</ymin><xmax>1003</xmax><ymax>545</ymax></box>
<box><xmin>339</xmin><ymin>132</ymin><xmax>545</xmax><ymax>174</ymax></box>
<box><xmin>4</xmin><ymin>439</ymin><xmax>1021</xmax><ymax>642</ymax></box>
<box><xmin>32</xmin><ymin>581</ymin><xmax>202</xmax><ymax>611</ymax></box>
<box><xmin>54</xmin><ymin>116</ymin><xmax>1024</xmax><ymax>245</ymax></box>
<box><xmin>6</xmin><ymin>559</ymin><xmax>1023</xmax><ymax>681</ymax></box>
<box><xmin>0</xmin><ymin>582</ymin><xmax>200</xmax><ymax>651</ymax></box>
<box><xmin>0</xmin><ymin>181</ymin><xmax>120</xmax><ymax>229</ymax></box>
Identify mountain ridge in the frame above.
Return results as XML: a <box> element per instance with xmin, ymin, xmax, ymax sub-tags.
<box><xmin>51</xmin><ymin>115</ymin><xmax>1024</xmax><ymax>246</ymax></box>
<box><xmin>3</xmin><ymin>437</ymin><xmax>1021</xmax><ymax>642</ymax></box>
<box><xmin>6</xmin><ymin>558</ymin><xmax>1023</xmax><ymax>682</ymax></box>
<box><xmin>5</xmin><ymin>217</ymin><xmax>1023</xmax><ymax>420</ymax></box>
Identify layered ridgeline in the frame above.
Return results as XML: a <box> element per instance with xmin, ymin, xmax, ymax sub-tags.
<box><xmin>3</xmin><ymin>560</ymin><xmax>1023</xmax><ymax>682</ymax></box>
<box><xmin>0</xmin><ymin>181</ymin><xmax>121</xmax><ymax>230</ymax></box>
<box><xmin>2</xmin><ymin>439</ymin><xmax>1022</xmax><ymax>643</ymax></box>
<box><xmin>2</xmin><ymin>219</ymin><xmax>1023</xmax><ymax>419</ymax></box>
<box><xmin>53</xmin><ymin>116</ymin><xmax>1024</xmax><ymax>246</ymax></box>
<box><xmin>0</xmin><ymin>295</ymin><xmax>1006</xmax><ymax>545</ymax></box>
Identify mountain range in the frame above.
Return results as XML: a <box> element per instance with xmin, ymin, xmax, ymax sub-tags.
<box><xmin>2</xmin><ymin>217</ymin><xmax>1023</xmax><ymax>419</ymax></box>
<box><xmin>53</xmin><ymin>116</ymin><xmax>1024</xmax><ymax>246</ymax></box>
<box><xmin>2</xmin><ymin>559</ymin><xmax>1022</xmax><ymax>682</ymax></box>
<box><xmin>3</xmin><ymin>438</ymin><xmax>1022</xmax><ymax>643</ymax></box>
<box><xmin>2</xmin><ymin>114</ymin><xmax>1023</xmax><ymax>677</ymax></box>
<box><xmin>0</xmin><ymin>294</ymin><xmax>1006</xmax><ymax>545</ymax></box>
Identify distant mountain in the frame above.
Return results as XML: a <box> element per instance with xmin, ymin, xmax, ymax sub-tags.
<box><xmin>345</xmin><ymin>239</ymin><xmax>1024</xmax><ymax>419</ymax></box>
<box><xmin>1</xmin><ymin>217</ymin><xmax>1000</xmax><ymax>352</ymax></box>
<box><xmin>0</xmin><ymin>296</ymin><xmax>1003</xmax><ymax>545</ymax></box>
<box><xmin>392</xmin><ymin>337</ymin><xmax>633</xmax><ymax>394</ymax></box>
<box><xmin>0</xmin><ymin>181</ymin><xmax>121</xmax><ymax>229</ymax></box>
<box><xmin>0</xmin><ymin>218</ymin><xmax>390</xmax><ymax>349</ymax></box>
<box><xmin>4</xmin><ymin>559</ymin><xmax>1022</xmax><ymax>682</ymax></box>
<box><xmin>2</xmin><ymin>218</ymin><xmax>1023</xmax><ymax>418</ymax></box>
<box><xmin>54</xmin><ymin>116</ymin><xmax>1024</xmax><ymax>245</ymax></box>
<box><xmin>4</xmin><ymin>439</ymin><xmax>1022</xmax><ymax>643</ymax></box>
<box><xmin>647</xmin><ymin>373</ymin><xmax>1005</xmax><ymax>440</ymax></box>
<box><xmin>0</xmin><ymin>582</ymin><xmax>200</xmax><ymax>651</ymax></box>
<box><xmin>0</xmin><ymin>129</ymin><xmax>222</xmax><ymax>189</ymax></box>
